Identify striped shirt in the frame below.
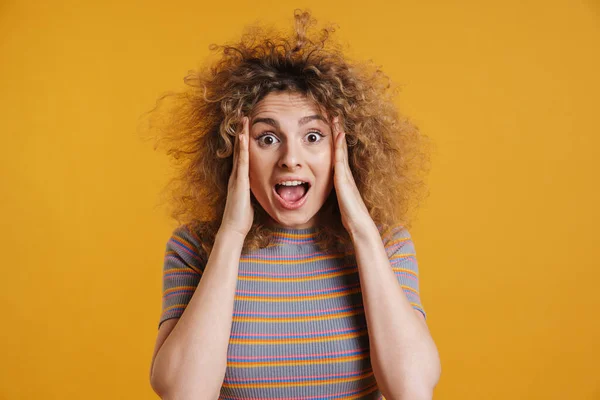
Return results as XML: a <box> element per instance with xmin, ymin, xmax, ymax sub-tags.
<box><xmin>158</xmin><ymin>224</ymin><xmax>426</xmax><ymax>399</ymax></box>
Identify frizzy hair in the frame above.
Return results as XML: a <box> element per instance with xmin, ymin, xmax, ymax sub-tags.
<box><xmin>142</xmin><ymin>9</ymin><xmax>432</xmax><ymax>257</ymax></box>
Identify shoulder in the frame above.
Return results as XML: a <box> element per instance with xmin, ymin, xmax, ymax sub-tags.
<box><xmin>164</xmin><ymin>223</ymin><xmax>208</xmax><ymax>271</ymax></box>
<box><xmin>377</xmin><ymin>223</ymin><xmax>413</xmax><ymax>256</ymax></box>
<box><xmin>167</xmin><ymin>223</ymin><xmax>201</xmax><ymax>251</ymax></box>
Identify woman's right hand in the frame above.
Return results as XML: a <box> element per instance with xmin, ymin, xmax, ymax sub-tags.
<box><xmin>219</xmin><ymin>116</ymin><xmax>254</xmax><ymax>238</ymax></box>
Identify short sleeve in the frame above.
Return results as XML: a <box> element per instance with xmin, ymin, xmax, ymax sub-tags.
<box><xmin>158</xmin><ymin>224</ymin><xmax>206</xmax><ymax>329</ymax></box>
<box><xmin>382</xmin><ymin>225</ymin><xmax>427</xmax><ymax>320</ymax></box>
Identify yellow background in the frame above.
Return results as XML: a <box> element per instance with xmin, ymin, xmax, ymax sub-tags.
<box><xmin>1</xmin><ymin>0</ymin><xmax>598</xmax><ymax>399</ymax></box>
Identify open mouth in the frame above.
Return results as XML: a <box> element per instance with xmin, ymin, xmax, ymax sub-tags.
<box><xmin>273</xmin><ymin>182</ymin><xmax>311</xmax><ymax>209</ymax></box>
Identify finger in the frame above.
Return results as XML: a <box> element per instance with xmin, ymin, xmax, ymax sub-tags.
<box><xmin>342</xmin><ymin>132</ymin><xmax>355</xmax><ymax>183</ymax></box>
<box><xmin>334</xmin><ymin>126</ymin><xmax>346</xmax><ymax>179</ymax></box>
<box><xmin>343</xmin><ymin>132</ymin><xmax>351</xmax><ymax>180</ymax></box>
<box><xmin>331</xmin><ymin>117</ymin><xmax>338</xmax><ymax>151</ymax></box>
<box><xmin>334</xmin><ymin>119</ymin><xmax>345</xmax><ymax>162</ymax></box>
<box><xmin>336</xmin><ymin>118</ymin><xmax>348</xmax><ymax>162</ymax></box>
<box><xmin>334</xmin><ymin>120</ymin><xmax>353</xmax><ymax>183</ymax></box>
<box><xmin>331</xmin><ymin>117</ymin><xmax>339</xmax><ymax>172</ymax></box>
<box><xmin>340</xmin><ymin>132</ymin><xmax>348</xmax><ymax>180</ymax></box>
<box><xmin>231</xmin><ymin>123</ymin><xmax>240</xmax><ymax>179</ymax></box>
<box><xmin>238</xmin><ymin>116</ymin><xmax>250</xmax><ymax>179</ymax></box>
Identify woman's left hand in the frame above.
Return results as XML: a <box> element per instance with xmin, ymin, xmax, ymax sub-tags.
<box><xmin>332</xmin><ymin>117</ymin><xmax>376</xmax><ymax>236</ymax></box>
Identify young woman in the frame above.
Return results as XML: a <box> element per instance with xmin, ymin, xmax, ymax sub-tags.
<box><xmin>148</xmin><ymin>9</ymin><xmax>441</xmax><ymax>400</ymax></box>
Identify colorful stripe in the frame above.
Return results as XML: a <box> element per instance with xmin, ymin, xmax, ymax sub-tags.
<box><xmin>159</xmin><ymin>223</ymin><xmax>426</xmax><ymax>398</ymax></box>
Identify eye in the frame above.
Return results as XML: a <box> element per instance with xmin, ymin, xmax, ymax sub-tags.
<box><xmin>256</xmin><ymin>133</ymin><xmax>280</xmax><ymax>147</ymax></box>
<box><xmin>306</xmin><ymin>131</ymin><xmax>325</xmax><ymax>143</ymax></box>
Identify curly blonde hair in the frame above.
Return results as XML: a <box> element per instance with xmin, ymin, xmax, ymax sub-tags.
<box><xmin>142</xmin><ymin>9</ymin><xmax>433</xmax><ymax>257</ymax></box>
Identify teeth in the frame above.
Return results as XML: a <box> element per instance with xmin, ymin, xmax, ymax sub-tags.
<box><xmin>278</xmin><ymin>180</ymin><xmax>305</xmax><ymax>186</ymax></box>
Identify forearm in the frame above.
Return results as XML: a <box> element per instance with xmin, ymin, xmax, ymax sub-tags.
<box><xmin>351</xmin><ymin>224</ymin><xmax>441</xmax><ymax>399</ymax></box>
<box><xmin>151</xmin><ymin>229</ymin><xmax>245</xmax><ymax>399</ymax></box>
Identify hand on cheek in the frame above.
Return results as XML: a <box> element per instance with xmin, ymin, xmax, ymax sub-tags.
<box><xmin>331</xmin><ymin>117</ymin><xmax>374</xmax><ymax>235</ymax></box>
<box><xmin>220</xmin><ymin>116</ymin><xmax>254</xmax><ymax>237</ymax></box>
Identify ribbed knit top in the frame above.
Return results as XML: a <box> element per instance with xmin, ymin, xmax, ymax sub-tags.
<box><xmin>158</xmin><ymin>224</ymin><xmax>426</xmax><ymax>399</ymax></box>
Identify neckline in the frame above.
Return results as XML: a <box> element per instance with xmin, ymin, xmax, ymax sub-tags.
<box><xmin>270</xmin><ymin>226</ymin><xmax>320</xmax><ymax>245</ymax></box>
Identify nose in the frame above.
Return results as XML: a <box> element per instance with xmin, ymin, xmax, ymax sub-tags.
<box><xmin>278</xmin><ymin>140</ymin><xmax>302</xmax><ymax>170</ymax></box>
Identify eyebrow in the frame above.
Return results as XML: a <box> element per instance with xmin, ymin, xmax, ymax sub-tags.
<box><xmin>251</xmin><ymin>114</ymin><xmax>327</xmax><ymax>129</ymax></box>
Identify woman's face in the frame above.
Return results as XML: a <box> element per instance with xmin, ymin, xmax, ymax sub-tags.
<box><xmin>248</xmin><ymin>91</ymin><xmax>335</xmax><ymax>229</ymax></box>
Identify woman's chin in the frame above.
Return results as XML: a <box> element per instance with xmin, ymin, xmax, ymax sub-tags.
<box><xmin>266</xmin><ymin>211</ymin><xmax>316</xmax><ymax>229</ymax></box>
